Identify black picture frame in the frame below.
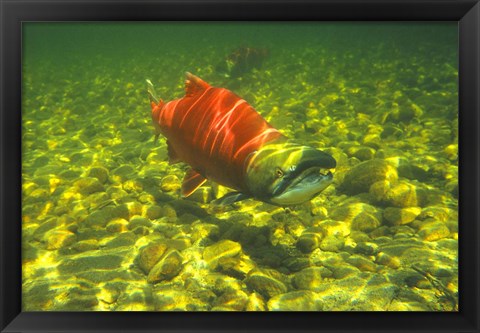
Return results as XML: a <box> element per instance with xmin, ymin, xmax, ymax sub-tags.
<box><xmin>1</xmin><ymin>0</ymin><xmax>479</xmax><ymax>332</ymax></box>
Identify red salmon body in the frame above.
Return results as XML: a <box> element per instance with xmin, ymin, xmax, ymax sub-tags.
<box><xmin>151</xmin><ymin>72</ymin><xmax>284</xmax><ymax>196</ymax></box>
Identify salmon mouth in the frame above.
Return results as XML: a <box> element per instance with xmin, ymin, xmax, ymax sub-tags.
<box><xmin>289</xmin><ymin>167</ymin><xmax>333</xmax><ymax>188</ymax></box>
<box><xmin>270</xmin><ymin>166</ymin><xmax>334</xmax><ymax>206</ymax></box>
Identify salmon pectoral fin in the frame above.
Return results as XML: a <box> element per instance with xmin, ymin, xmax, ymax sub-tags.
<box><xmin>167</xmin><ymin>141</ymin><xmax>181</xmax><ymax>164</ymax></box>
<box><xmin>211</xmin><ymin>192</ymin><xmax>250</xmax><ymax>205</ymax></box>
<box><xmin>181</xmin><ymin>168</ymin><xmax>207</xmax><ymax>197</ymax></box>
<box><xmin>185</xmin><ymin>72</ymin><xmax>210</xmax><ymax>97</ymax></box>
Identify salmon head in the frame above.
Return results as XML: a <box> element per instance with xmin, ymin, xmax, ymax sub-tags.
<box><xmin>244</xmin><ymin>140</ymin><xmax>336</xmax><ymax>206</ymax></box>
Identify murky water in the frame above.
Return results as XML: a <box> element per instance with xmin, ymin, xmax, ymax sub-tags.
<box><xmin>22</xmin><ymin>22</ymin><xmax>458</xmax><ymax>311</ymax></box>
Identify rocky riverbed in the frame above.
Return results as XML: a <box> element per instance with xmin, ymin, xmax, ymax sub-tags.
<box><xmin>22</xmin><ymin>22</ymin><xmax>458</xmax><ymax>311</ymax></box>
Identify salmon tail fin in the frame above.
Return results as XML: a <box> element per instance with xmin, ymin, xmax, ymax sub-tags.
<box><xmin>146</xmin><ymin>79</ymin><xmax>160</xmax><ymax>105</ymax></box>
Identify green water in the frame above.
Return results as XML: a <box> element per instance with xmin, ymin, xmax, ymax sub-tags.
<box><xmin>22</xmin><ymin>22</ymin><xmax>458</xmax><ymax>311</ymax></box>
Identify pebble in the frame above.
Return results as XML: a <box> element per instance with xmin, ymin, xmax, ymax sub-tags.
<box><xmin>178</xmin><ymin>213</ymin><xmax>200</xmax><ymax>225</ymax></box>
<box><xmin>147</xmin><ymin>250</ymin><xmax>184</xmax><ymax>283</ymax></box>
<box><xmin>369</xmin><ymin>226</ymin><xmax>391</xmax><ymax>238</ymax></box>
<box><xmin>214</xmin><ymin>289</ymin><xmax>249</xmax><ymax>311</ymax></box>
<box><xmin>137</xmin><ymin>243</ymin><xmax>169</xmax><ymax>274</ymax></box>
<box><xmin>386</xmin><ymin>157</ymin><xmax>429</xmax><ymax>182</ymax></box>
<box><xmin>350</xmin><ymin>212</ymin><xmax>381</xmax><ymax>232</ymax></box>
<box><xmin>106</xmin><ymin>187</ymin><xmax>129</xmax><ymax>202</ymax></box>
<box><xmin>209</xmin><ymin>274</ymin><xmax>244</xmax><ymax>295</ymax></box>
<box><xmin>128</xmin><ymin>216</ymin><xmax>152</xmax><ymax>229</ymax></box>
<box><xmin>133</xmin><ymin>226</ymin><xmax>150</xmax><ymax>235</ymax></box>
<box><xmin>72</xmin><ymin>239</ymin><xmax>99</xmax><ymax>252</ymax></box>
<box><xmin>59</xmin><ymin>295</ymin><xmax>99</xmax><ymax>311</ymax></box>
<box><xmin>384</xmin><ymin>181</ymin><xmax>427</xmax><ymax>208</ymax></box>
<box><xmin>203</xmin><ymin>240</ymin><xmax>242</xmax><ymax>269</ymax></box>
<box><xmin>369</xmin><ymin>180</ymin><xmax>392</xmax><ymax>203</ymax></box>
<box><xmin>87</xmin><ymin>166</ymin><xmax>109</xmax><ymax>184</ymax></box>
<box><xmin>351</xmin><ymin>146</ymin><xmax>376</xmax><ymax>161</ymax></box>
<box><xmin>292</xmin><ymin>267</ymin><xmax>323</xmax><ymax>291</ymax></box>
<box><xmin>383</xmin><ymin>206</ymin><xmax>421</xmax><ymax>225</ymax></box>
<box><xmin>33</xmin><ymin>217</ymin><xmax>61</xmax><ymax>241</ymax></box>
<box><xmin>145</xmin><ymin>205</ymin><xmax>163</xmax><ymax>220</ymax></box>
<box><xmin>375</xmin><ymin>252</ymin><xmax>401</xmax><ymax>269</ymax></box>
<box><xmin>83</xmin><ymin>209</ymin><xmax>110</xmax><ymax>228</ymax></box>
<box><xmin>387</xmin><ymin>102</ymin><xmax>423</xmax><ymax>122</ymax></box>
<box><xmin>111</xmin><ymin>165</ymin><xmax>135</xmax><ymax>183</ymax></box>
<box><xmin>418</xmin><ymin>222</ymin><xmax>450</xmax><ymax>241</ymax></box>
<box><xmin>418</xmin><ymin>206</ymin><xmax>456</xmax><ymax>222</ymax></box>
<box><xmin>138</xmin><ymin>193</ymin><xmax>155</xmax><ymax>204</ymax></box>
<box><xmin>216</xmin><ymin>256</ymin><xmax>256</xmax><ymax>279</ymax></box>
<box><xmin>83</xmin><ymin>192</ymin><xmax>110</xmax><ymax>210</ymax></box>
<box><xmin>315</xmin><ymin>220</ymin><xmax>350</xmax><ymax>237</ymax></box>
<box><xmin>125</xmin><ymin>201</ymin><xmax>143</xmax><ymax>217</ymax></box>
<box><xmin>388</xmin><ymin>300</ymin><xmax>431</xmax><ymax>311</ymax></box>
<box><xmin>253</xmin><ymin>247</ymin><xmax>283</xmax><ymax>268</ymax></box>
<box><xmin>245</xmin><ymin>292</ymin><xmax>267</xmax><ymax>311</ymax></box>
<box><xmin>348</xmin><ymin>230</ymin><xmax>370</xmax><ymax>243</ymax></box>
<box><xmin>160</xmin><ymin>175</ymin><xmax>181</xmax><ymax>192</ymax></box>
<box><xmin>391</xmin><ymin>225</ymin><xmax>415</xmax><ymax>238</ymax></box>
<box><xmin>24</xmin><ymin>188</ymin><xmax>49</xmax><ymax>204</ymax></box>
<box><xmin>32</xmin><ymin>155</ymin><xmax>50</xmax><ymax>168</ymax></box>
<box><xmin>444</xmin><ymin>143</ymin><xmax>457</xmax><ymax>160</ymax></box>
<box><xmin>282</xmin><ymin>257</ymin><xmax>310</xmax><ymax>273</ymax></box>
<box><xmin>345</xmin><ymin>255</ymin><xmax>377</xmax><ymax>272</ymax></box>
<box><xmin>191</xmin><ymin>223</ymin><xmax>220</xmax><ymax>244</ymax></box>
<box><xmin>105</xmin><ymin>218</ymin><xmax>129</xmax><ymax>233</ymax></box>
<box><xmin>330</xmin><ymin>202</ymin><xmax>380</xmax><ymax>223</ymax></box>
<box><xmin>446</xmin><ymin>180</ymin><xmax>458</xmax><ymax>197</ymax></box>
<box><xmin>169</xmin><ymin>200</ymin><xmax>208</xmax><ymax>218</ymax></box>
<box><xmin>296</xmin><ymin>230</ymin><xmax>322</xmax><ymax>254</ymax></box>
<box><xmin>44</xmin><ymin>230</ymin><xmax>77</xmax><ymax>250</ymax></box>
<box><xmin>122</xmin><ymin>180</ymin><xmax>143</xmax><ymax>193</ymax></box>
<box><xmin>22</xmin><ymin>243</ymin><xmax>38</xmax><ymax>263</ymax></box>
<box><xmin>435</xmin><ymin>238</ymin><xmax>458</xmax><ymax>251</ymax></box>
<box><xmin>74</xmin><ymin>177</ymin><xmax>105</xmax><ymax>196</ymax></box>
<box><xmin>267</xmin><ymin>291</ymin><xmax>322</xmax><ymax>311</ymax></box>
<box><xmin>76</xmin><ymin>270</ymin><xmax>140</xmax><ymax>287</ymax></box>
<box><xmin>319</xmin><ymin>235</ymin><xmax>345</xmax><ymax>252</ymax></box>
<box><xmin>159</xmin><ymin>204</ymin><xmax>178</xmax><ymax>220</ymax></box>
<box><xmin>339</xmin><ymin>159</ymin><xmax>398</xmax><ymax>195</ymax></box>
<box><xmin>57</xmin><ymin>253</ymin><xmax>125</xmax><ymax>274</ymax></box>
<box><xmin>332</xmin><ymin>265</ymin><xmax>361</xmax><ymax>279</ymax></box>
<box><xmin>245</xmin><ymin>270</ymin><xmax>288</xmax><ymax>299</ymax></box>
<box><xmin>104</xmin><ymin>231</ymin><xmax>137</xmax><ymax>249</ymax></box>
<box><xmin>355</xmin><ymin>242</ymin><xmax>378</xmax><ymax>256</ymax></box>
<box><xmin>84</xmin><ymin>206</ymin><xmax>129</xmax><ymax>229</ymax></box>
<box><xmin>165</xmin><ymin>237</ymin><xmax>191</xmax><ymax>251</ymax></box>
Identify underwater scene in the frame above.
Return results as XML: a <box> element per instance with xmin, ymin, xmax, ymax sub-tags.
<box><xmin>22</xmin><ymin>22</ymin><xmax>458</xmax><ymax>311</ymax></box>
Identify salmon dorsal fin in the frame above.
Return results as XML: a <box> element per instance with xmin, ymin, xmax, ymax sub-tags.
<box><xmin>167</xmin><ymin>140</ymin><xmax>181</xmax><ymax>164</ymax></box>
<box><xmin>181</xmin><ymin>168</ymin><xmax>207</xmax><ymax>197</ymax></box>
<box><xmin>185</xmin><ymin>72</ymin><xmax>210</xmax><ymax>97</ymax></box>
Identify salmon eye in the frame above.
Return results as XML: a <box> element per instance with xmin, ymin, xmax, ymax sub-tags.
<box><xmin>275</xmin><ymin>168</ymin><xmax>284</xmax><ymax>178</ymax></box>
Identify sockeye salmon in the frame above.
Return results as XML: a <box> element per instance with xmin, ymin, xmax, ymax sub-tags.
<box><xmin>148</xmin><ymin>73</ymin><xmax>336</xmax><ymax>206</ymax></box>
<box><xmin>217</xmin><ymin>46</ymin><xmax>269</xmax><ymax>78</ymax></box>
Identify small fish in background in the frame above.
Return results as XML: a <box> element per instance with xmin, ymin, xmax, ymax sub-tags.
<box><xmin>217</xmin><ymin>46</ymin><xmax>269</xmax><ymax>79</ymax></box>
<box><xmin>147</xmin><ymin>73</ymin><xmax>336</xmax><ymax>206</ymax></box>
